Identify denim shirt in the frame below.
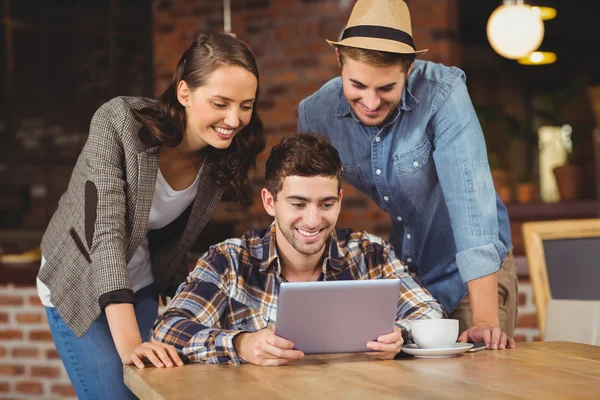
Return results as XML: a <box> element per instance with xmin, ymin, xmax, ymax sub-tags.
<box><xmin>297</xmin><ymin>60</ymin><xmax>512</xmax><ymax>314</ymax></box>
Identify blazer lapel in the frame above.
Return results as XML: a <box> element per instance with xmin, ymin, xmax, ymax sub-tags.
<box><xmin>127</xmin><ymin>146</ymin><xmax>159</xmax><ymax>260</ymax></box>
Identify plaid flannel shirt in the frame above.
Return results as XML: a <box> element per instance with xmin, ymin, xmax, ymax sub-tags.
<box><xmin>151</xmin><ymin>223</ymin><xmax>444</xmax><ymax>364</ymax></box>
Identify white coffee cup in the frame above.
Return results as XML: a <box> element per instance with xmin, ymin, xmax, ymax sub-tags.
<box><xmin>410</xmin><ymin>319</ymin><xmax>459</xmax><ymax>349</ymax></box>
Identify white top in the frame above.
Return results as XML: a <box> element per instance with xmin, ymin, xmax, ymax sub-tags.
<box><xmin>37</xmin><ymin>167</ymin><xmax>201</xmax><ymax>307</ymax></box>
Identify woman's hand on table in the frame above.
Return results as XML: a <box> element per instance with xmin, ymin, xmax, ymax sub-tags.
<box><xmin>123</xmin><ymin>341</ymin><xmax>184</xmax><ymax>369</ymax></box>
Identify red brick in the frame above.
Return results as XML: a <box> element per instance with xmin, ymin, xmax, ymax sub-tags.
<box><xmin>16</xmin><ymin>381</ymin><xmax>43</xmax><ymax>395</ymax></box>
<box><xmin>52</xmin><ymin>384</ymin><xmax>76</xmax><ymax>397</ymax></box>
<box><xmin>29</xmin><ymin>295</ymin><xmax>43</xmax><ymax>306</ymax></box>
<box><xmin>261</xmin><ymin>58</ymin><xmax>288</xmax><ymax>71</ymax></box>
<box><xmin>533</xmin><ymin>335</ymin><xmax>542</xmax><ymax>342</ymax></box>
<box><xmin>46</xmin><ymin>349</ymin><xmax>61</xmax><ymax>359</ymax></box>
<box><xmin>0</xmin><ymin>295</ymin><xmax>23</xmax><ymax>306</ymax></box>
<box><xmin>0</xmin><ymin>330</ymin><xmax>23</xmax><ymax>340</ymax></box>
<box><xmin>517</xmin><ymin>313</ymin><xmax>539</xmax><ymax>329</ymax></box>
<box><xmin>12</xmin><ymin>347</ymin><xmax>40</xmax><ymax>358</ymax></box>
<box><xmin>31</xmin><ymin>366</ymin><xmax>61</xmax><ymax>378</ymax></box>
<box><xmin>16</xmin><ymin>312</ymin><xmax>43</xmax><ymax>324</ymax></box>
<box><xmin>271</xmin><ymin>71</ymin><xmax>299</xmax><ymax>85</ymax></box>
<box><xmin>0</xmin><ymin>312</ymin><xmax>8</xmax><ymax>323</ymax></box>
<box><xmin>0</xmin><ymin>365</ymin><xmax>25</xmax><ymax>375</ymax></box>
<box><xmin>0</xmin><ymin>381</ymin><xmax>9</xmax><ymax>392</ymax></box>
<box><xmin>518</xmin><ymin>292</ymin><xmax>526</xmax><ymax>306</ymax></box>
<box><xmin>0</xmin><ymin>346</ymin><xmax>6</xmax><ymax>357</ymax></box>
<box><xmin>29</xmin><ymin>330</ymin><xmax>53</xmax><ymax>341</ymax></box>
<box><xmin>304</xmin><ymin>67</ymin><xmax>335</xmax><ymax>81</ymax></box>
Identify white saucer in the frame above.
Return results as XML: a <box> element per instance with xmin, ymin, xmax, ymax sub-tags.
<box><xmin>401</xmin><ymin>343</ymin><xmax>474</xmax><ymax>358</ymax></box>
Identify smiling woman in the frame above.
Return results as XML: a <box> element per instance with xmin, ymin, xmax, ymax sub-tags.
<box><xmin>176</xmin><ymin>65</ymin><xmax>257</xmax><ymax>151</ymax></box>
<box><xmin>134</xmin><ymin>33</ymin><xmax>265</xmax><ymax>204</ymax></box>
<box><xmin>36</xmin><ymin>33</ymin><xmax>265</xmax><ymax>400</ymax></box>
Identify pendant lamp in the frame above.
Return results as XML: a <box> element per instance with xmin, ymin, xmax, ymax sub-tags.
<box><xmin>487</xmin><ymin>0</ymin><xmax>544</xmax><ymax>59</ymax></box>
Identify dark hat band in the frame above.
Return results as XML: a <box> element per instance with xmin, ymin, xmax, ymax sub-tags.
<box><xmin>341</xmin><ymin>25</ymin><xmax>416</xmax><ymax>50</ymax></box>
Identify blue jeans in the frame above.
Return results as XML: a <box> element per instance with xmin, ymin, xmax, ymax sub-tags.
<box><xmin>46</xmin><ymin>284</ymin><xmax>158</xmax><ymax>400</ymax></box>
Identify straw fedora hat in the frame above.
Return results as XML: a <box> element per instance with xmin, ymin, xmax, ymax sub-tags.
<box><xmin>327</xmin><ymin>0</ymin><xmax>427</xmax><ymax>56</ymax></box>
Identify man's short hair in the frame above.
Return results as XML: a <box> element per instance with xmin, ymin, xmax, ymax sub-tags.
<box><xmin>337</xmin><ymin>44</ymin><xmax>415</xmax><ymax>72</ymax></box>
<box><xmin>265</xmin><ymin>133</ymin><xmax>343</xmax><ymax>199</ymax></box>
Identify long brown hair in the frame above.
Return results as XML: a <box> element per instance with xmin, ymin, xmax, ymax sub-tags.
<box><xmin>133</xmin><ymin>33</ymin><xmax>265</xmax><ymax>204</ymax></box>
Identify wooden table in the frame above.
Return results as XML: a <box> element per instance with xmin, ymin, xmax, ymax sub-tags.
<box><xmin>124</xmin><ymin>342</ymin><xmax>600</xmax><ymax>399</ymax></box>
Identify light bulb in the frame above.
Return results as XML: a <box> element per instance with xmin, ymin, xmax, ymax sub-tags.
<box><xmin>531</xmin><ymin>6</ymin><xmax>557</xmax><ymax>21</ymax></box>
<box><xmin>487</xmin><ymin>3</ymin><xmax>544</xmax><ymax>59</ymax></box>
<box><xmin>517</xmin><ymin>51</ymin><xmax>557</xmax><ymax>65</ymax></box>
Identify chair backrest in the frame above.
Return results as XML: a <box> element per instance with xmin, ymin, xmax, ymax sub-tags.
<box><xmin>544</xmin><ymin>299</ymin><xmax>600</xmax><ymax>345</ymax></box>
<box><xmin>522</xmin><ymin>218</ymin><xmax>600</xmax><ymax>338</ymax></box>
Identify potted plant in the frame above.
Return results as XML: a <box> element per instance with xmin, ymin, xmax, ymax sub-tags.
<box><xmin>552</xmin><ymin>135</ymin><xmax>585</xmax><ymax>201</ymax></box>
<box><xmin>516</xmin><ymin>173</ymin><xmax>537</xmax><ymax>203</ymax></box>
<box><xmin>507</xmin><ymin>117</ymin><xmax>541</xmax><ymax>204</ymax></box>
<box><xmin>534</xmin><ymin>90</ymin><xmax>586</xmax><ymax>202</ymax></box>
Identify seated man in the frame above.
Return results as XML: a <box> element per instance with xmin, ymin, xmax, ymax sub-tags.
<box><xmin>152</xmin><ymin>133</ymin><xmax>444</xmax><ymax>365</ymax></box>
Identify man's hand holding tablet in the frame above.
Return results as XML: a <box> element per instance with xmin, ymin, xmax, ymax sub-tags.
<box><xmin>366</xmin><ymin>326</ymin><xmax>404</xmax><ymax>359</ymax></box>
<box><xmin>234</xmin><ymin>328</ymin><xmax>305</xmax><ymax>366</ymax></box>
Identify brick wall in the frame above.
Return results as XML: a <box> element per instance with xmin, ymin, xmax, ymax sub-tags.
<box><xmin>153</xmin><ymin>0</ymin><xmax>461</xmax><ymax>236</ymax></box>
<box><xmin>514</xmin><ymin>278</ymin><xmax>542</xmax><ymax>342</ymax></box>
<box><xmin>0</xmin><ymin>285</ymin><xmax>76</xmax><ymax>398</ymax></box>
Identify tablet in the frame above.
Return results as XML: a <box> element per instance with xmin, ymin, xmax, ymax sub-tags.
<box><xmin>275</xmin><ymin>279</ymin><xmax>401</xmax><ymax>354</ymax></box>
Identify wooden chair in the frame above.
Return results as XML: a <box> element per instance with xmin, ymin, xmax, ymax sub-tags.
<box><xmin>522</xmin><ymin>218</ymin><xmax>600</xmax><ymax>338</ymax></box>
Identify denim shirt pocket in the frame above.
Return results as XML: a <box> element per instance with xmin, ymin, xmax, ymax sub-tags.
<box><xmin>341</xmin><ymin>164</ymin><xmax>366</xmax><ymax>193</ymax></box>
<box><xmin>392</xmin><ymin>138</ymin><xmax>436</xmax><ymax>207</ymax></box>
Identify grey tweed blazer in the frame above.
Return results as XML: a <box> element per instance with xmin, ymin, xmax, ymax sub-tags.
<box><xmin>39</xmin><ymin>96</ymin><xmax>222</xmax><ymax>337</ymax></box>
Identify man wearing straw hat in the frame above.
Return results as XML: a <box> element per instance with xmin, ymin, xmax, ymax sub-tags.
<box><xmin>298</xmin><ymin>0</ymin><xmax>516</xmax><ymax>351</ymax></box>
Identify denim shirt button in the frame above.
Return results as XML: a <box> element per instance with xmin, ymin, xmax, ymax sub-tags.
<box><xmin>407</xmin><ymin>258</ymin><xmax>412</xmax><ymax>263</ymax></box>
<box><xmin>375</xmin><ymin>136</ymin><xmax>381</xmax><ymax>142</ymax></box>
<box><xmin>406</xmin><ymin>234</ymin><xmax>411</xmax><ymax>239</ymax></box>
<box><xmin>396</xmin><ymin>216</ymin><xmax>402</xmax><ymax>222</ymax></box>
<box><xmin>383</xmin><ymin>196</ymin><xmax>389</xmax><ymax>201</ymax></box>
<box><xmin>376</xmin><ymin>169</ymin><xmax>381</xmax><ymax>175</ymax></box>
<box><xmin>413</xmin><ymin>161</ymin><xmax>419</xmax><ymax>167</ymax></box>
